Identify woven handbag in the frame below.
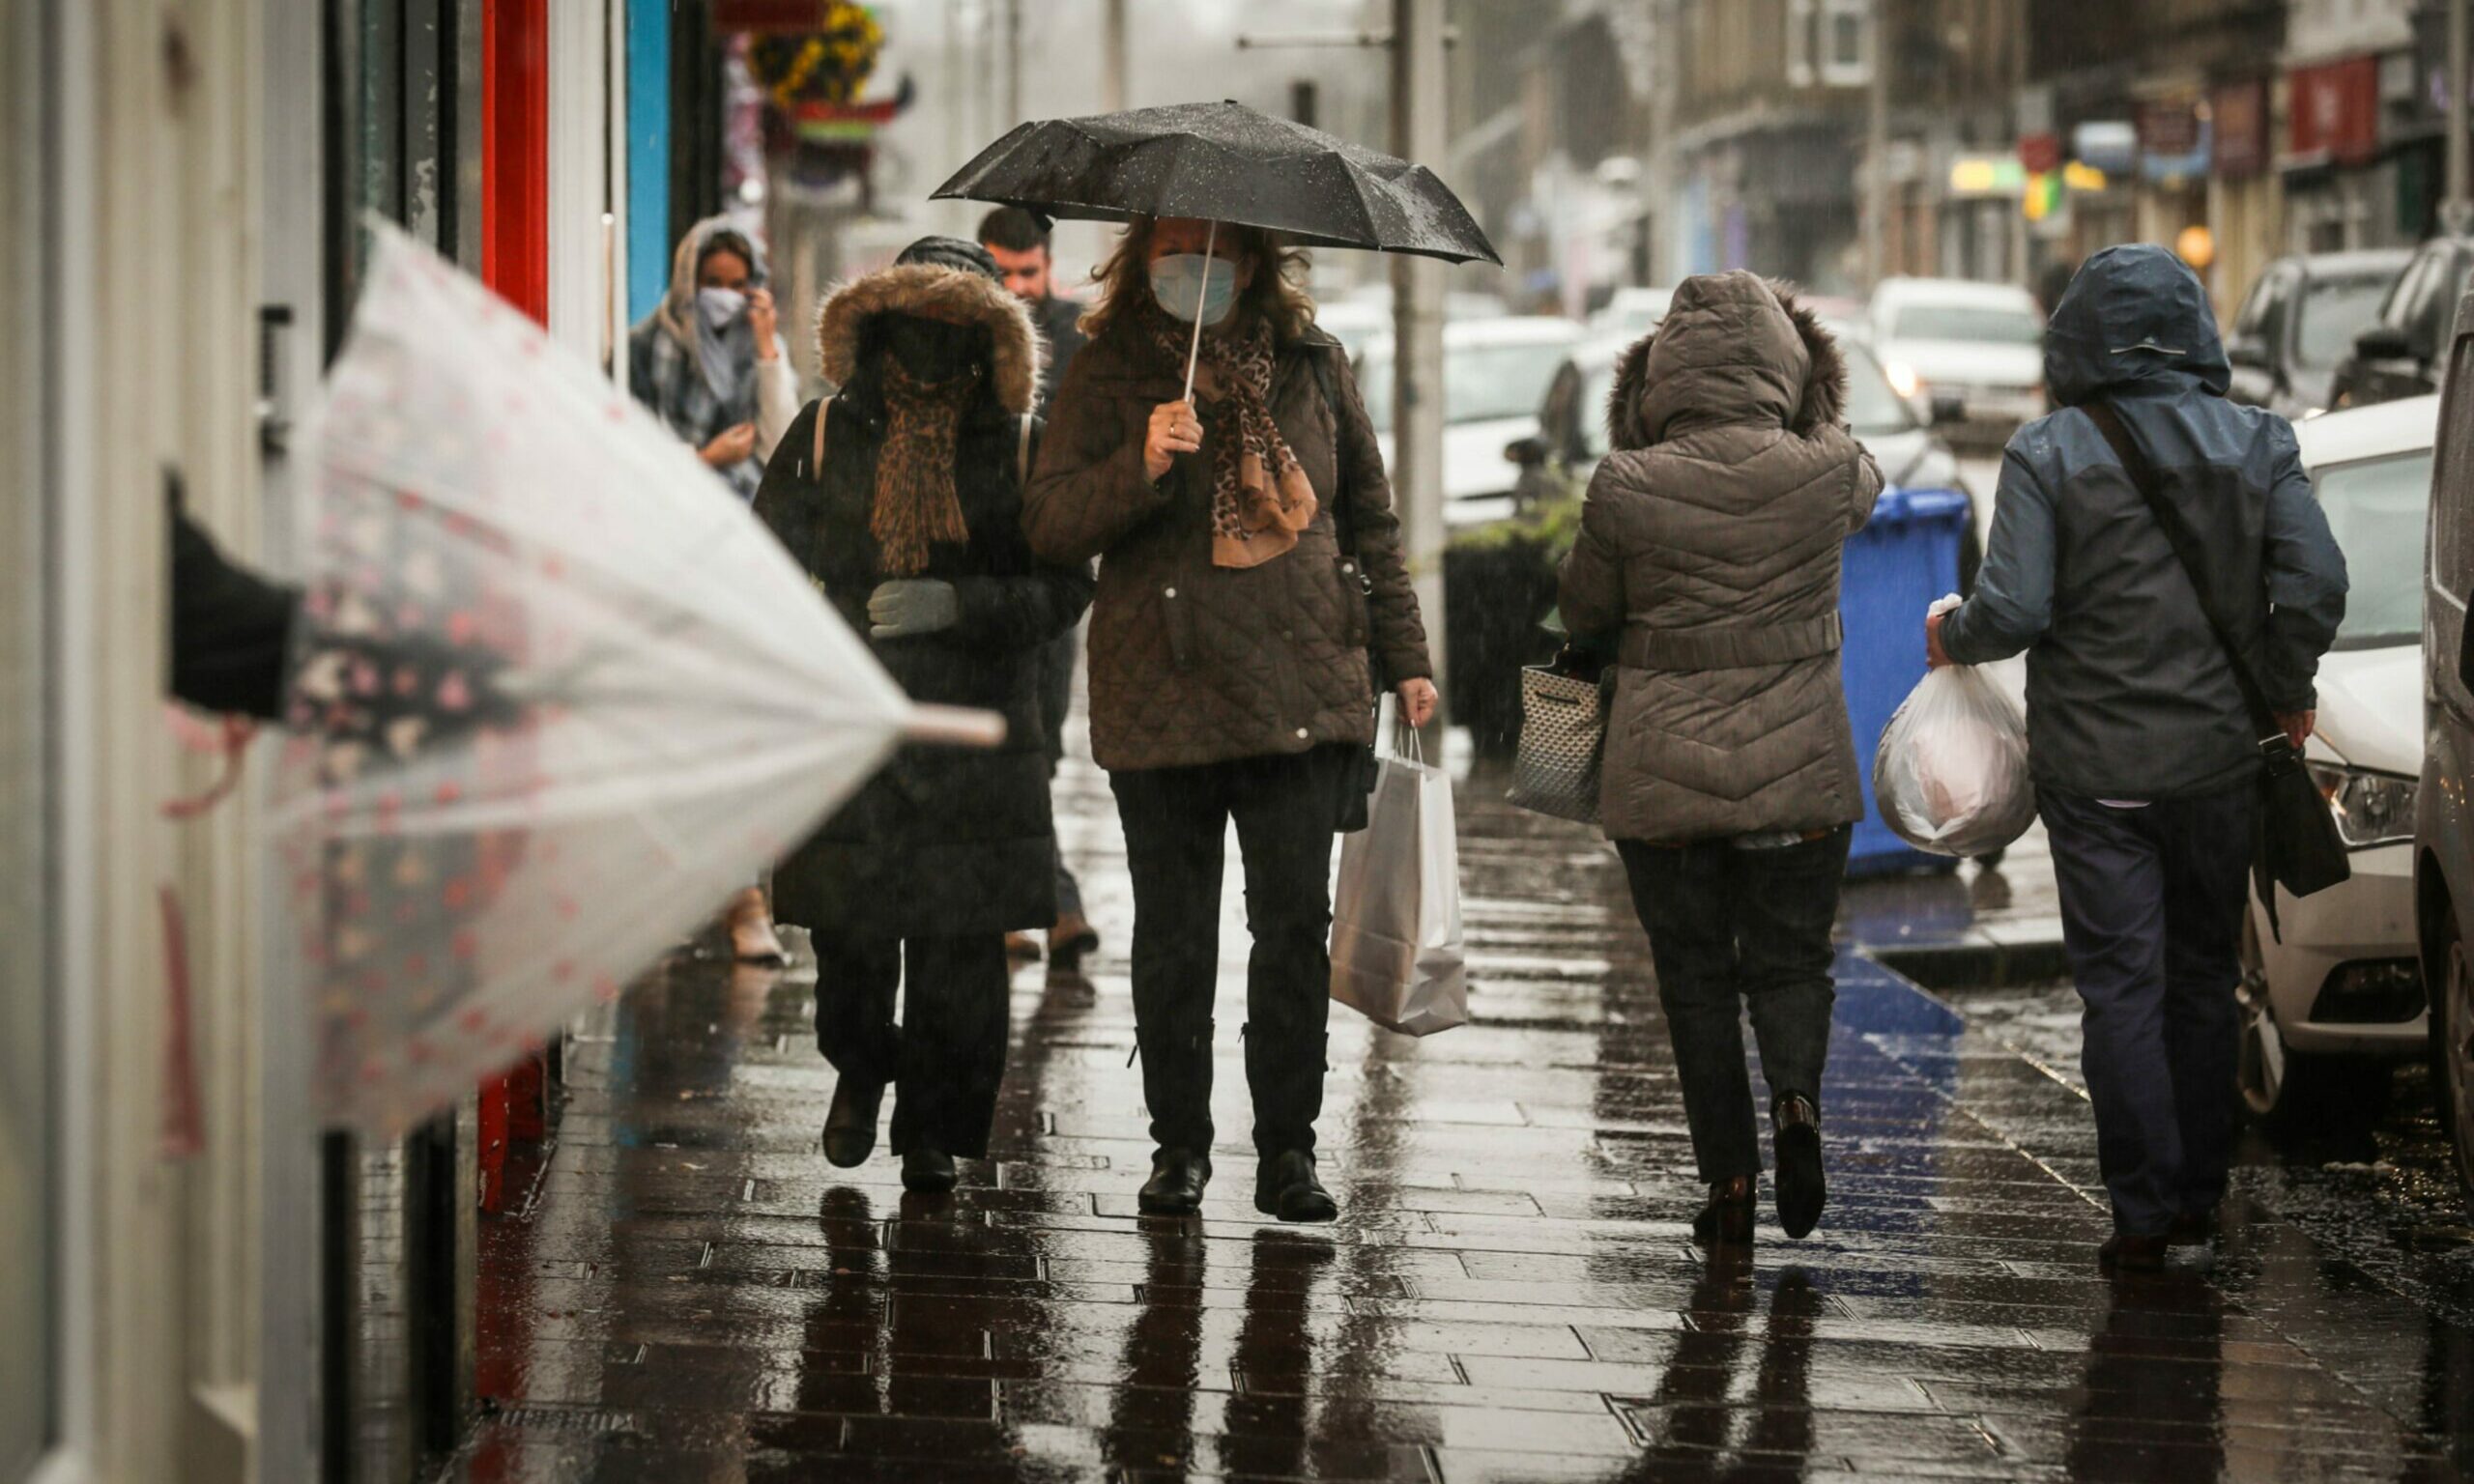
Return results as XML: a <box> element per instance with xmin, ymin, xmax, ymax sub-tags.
<box><xmin>1509</xmin><ymin>659</ymin><xmax>1609</xmax><ymax>824</ymax></box>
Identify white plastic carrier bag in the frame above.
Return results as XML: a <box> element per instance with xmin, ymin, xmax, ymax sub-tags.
<box><xmin>1873</xmin><ymin>640</ymin><xmax>2037</xmax><ymax>859</ymax></box>
<box><xmin>1330</xmin><ymin>720</ymin><xmax>1468</xmax><ymax>1037</ymax></box>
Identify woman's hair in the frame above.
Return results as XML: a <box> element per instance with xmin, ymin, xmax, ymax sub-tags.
<box><xmin>696</xmin><ymin>229</ymin><xmax>759</xmax><ymax>280</ymax></box>
<box><xmin>1079</xmin><ymin>217</ymin><xmax>1318</xmax><ymax>345</ymax></box>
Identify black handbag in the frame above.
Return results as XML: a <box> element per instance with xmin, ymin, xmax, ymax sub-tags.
<box><xmin>1309</xmin><ymin>350</ymin><xmax>1385</xmax><ymax>833</ymax></box>
<box><xmin>2084</xmin><ymin>402</ymin><xmax>2350</xmax><ymax>931</ymax></box>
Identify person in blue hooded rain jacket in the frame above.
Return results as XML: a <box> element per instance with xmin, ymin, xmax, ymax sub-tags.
<box><xmin>1928</xmin><ymin>244</ymin><xmax>2348</xmax><ymax>1271</ymax></box>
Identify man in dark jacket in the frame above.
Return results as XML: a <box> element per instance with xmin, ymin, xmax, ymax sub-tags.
<box><xmin>979</xmin><ymin>206</ymin><xmax>1100</xmax><ymax>970</ymax></box>
<box><xmin>1930</xmin><ymin>244</ymin><xmax>2347</xmax><ymax>1270</ymax></box>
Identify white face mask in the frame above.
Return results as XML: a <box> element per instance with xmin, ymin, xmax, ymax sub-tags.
<box><xmin>696</xmin><ymin>286</ymin><xmax>748</xmax><ymax>329</ymax></box>
<box><xmin>1149</xmin><ymin>253</ymin><xmax>1239</xmax><ymax>326</ymax></box>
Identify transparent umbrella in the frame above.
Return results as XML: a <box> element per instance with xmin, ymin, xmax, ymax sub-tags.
<box><xmin>270</xmin><ymin>222</ymin><xmax>993</xmax><ymax>1133</ymax></box>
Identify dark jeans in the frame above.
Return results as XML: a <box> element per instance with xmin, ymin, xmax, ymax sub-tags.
<box><xmin>814</xmin><ymin>933</ymin><xmax>1011</xmax><ymax>1159</ymax></box>
<box><xmin>1617</xmin><ymin>828</ymin><xmax>1851</xmax><ymax>1184</ymax></box>
<box><xmin>2040</xmin><ymin>785</ymin><xmax>2254</xmax><ymax>1236</ymax></box>
<box><xmin>1109</xmin><ymin>746</ymin><xmax>1350</xmax><ymax>1158</ymax></box>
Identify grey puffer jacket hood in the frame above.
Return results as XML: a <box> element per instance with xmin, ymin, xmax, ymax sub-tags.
<box><xmin>1559</xmin><ymin>271</ymin><xmax>1884</xmax><ymax>843</ymax></box>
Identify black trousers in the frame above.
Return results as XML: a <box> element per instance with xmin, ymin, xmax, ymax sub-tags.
<box><xmin>2040</xmin><ymin>785</ymin><xmax>2254</xmax><ymax>1236</ymax></box>
<box><xmin>1617</xmin><ymin>828</ymin><xmax>1851</xmax><ymax>1184</ymax></box>
<box><xmin>814</xmin><ymin>933</ymin><xmax>1011</xmax><ymax>1159</ymax></box>
<box><xmin>1109</xmin><ymin>746</ymin><xmax>1350</xmax><ymax>1158</ymax></box>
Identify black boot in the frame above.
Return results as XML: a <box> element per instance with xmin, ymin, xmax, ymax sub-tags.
<box><xmin>822</xmin><ymin>1075</ymin><xmax>884</xmax><ymax>1168</ymax></box>
<box><xmin>1138</xmin><ymin>1147</ymin><xmax>1212</xmax><ymax>1215</ymax></box>
<box><xmin>1692</xmin><ymin>1175</ymin><xmax>1757</xmax><ymax>1248</ymax></box>
<box><xmin>1772</xmin><ymin>1094</ymin><xmax>1826</xmax><ymax>1240</ymax></box>
<box><xmin>1254</xmin><ymin>1150</ymin><xmax>1338</xmax><ymax>1223</ymax></box>
<box><xmin>902</xmin><ymin>1147</ymin><xmax>957</xmax><ymax>1194</ymax></box>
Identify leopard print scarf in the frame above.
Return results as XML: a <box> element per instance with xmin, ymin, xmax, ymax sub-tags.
<box><xmin>871</xmin><ymin>359</ymin><xmax>976</xmax><ymax>577</ymax></box>
<box><xmin>1148</xmin><ymin>307</ymin><xmax>1317</xmax><ymax>569</ymax></box>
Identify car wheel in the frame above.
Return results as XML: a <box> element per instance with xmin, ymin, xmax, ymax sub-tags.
<box><xmin>2431</xmin><ymin>906</ymin><xmax>2474</xmax><ymax>1196</ymax></box>
<box><xmin>2238</xmin><ymin>912</ymin><xmax>2390</xmax><ymax>1132</ymax></box>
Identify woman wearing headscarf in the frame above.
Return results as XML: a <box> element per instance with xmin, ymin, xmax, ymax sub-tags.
<box><xmin>629</xmin><ymin>215</ymin><xmax>802</xmax><ymax>962</ymax></box>
<box><xmin>1557</xmin><ymin>272</ymin><xmax>1884</xmax><ymax>1250</ymax></box>
<box><xmin>630</xmin><ymin>215</ymin><xmax>801</xmax><ymax>498</ymax></box>
<box><xmin>1023</xmin><ymin>217</ymin><xmax>1435</xmax><ymax>1223</ymax></box>
<box><xmin>752</xmin><ymin>237</ymin><xmax>1092</xmax><ymax>1194</ymax></box>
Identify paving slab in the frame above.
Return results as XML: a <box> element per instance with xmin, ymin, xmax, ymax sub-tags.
<box><xmin>442</xmin><ymin>742</ymin><xmax>2474</xmax><ymax>1481</ymax></box>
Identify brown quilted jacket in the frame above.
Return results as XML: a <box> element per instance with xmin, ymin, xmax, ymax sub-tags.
<box><xmin>1558</xmin><ymin>271</ymin><xmax>1884</xmax><ymax>843</ymax></box>
<box><xmin>1024</xmin><ymin>319</ymin><xmax>1431</xmax><ymax>772</ymax></box>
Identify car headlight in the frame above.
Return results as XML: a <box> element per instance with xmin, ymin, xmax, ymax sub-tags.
<box><xmin>2309</xmin><ymin>762</ymin><xmax>2417</xmax><ymax>847</ymax></box>
<box><xmin>1884</xmin><ymin>359</ymin><xmax>1921</xmax><ymax>400</ymax></box>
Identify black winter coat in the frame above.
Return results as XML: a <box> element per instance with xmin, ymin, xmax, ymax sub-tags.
<box><xmin>755</xmin><ymin>374</ymin><xmax>1090</xmax><ymax>939</ymax></box>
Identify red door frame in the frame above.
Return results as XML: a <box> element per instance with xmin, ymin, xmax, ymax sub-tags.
<box><xmin>477</xmin><ymin>0</ymin><xmax>551</xmax><ymax>1212</ymax></box>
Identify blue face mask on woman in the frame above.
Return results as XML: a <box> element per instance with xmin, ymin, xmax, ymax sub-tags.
<box><xmin>1149</xmin><ymin>253</ymin><xmax>1239</xmax><ymax>327</ymax></box>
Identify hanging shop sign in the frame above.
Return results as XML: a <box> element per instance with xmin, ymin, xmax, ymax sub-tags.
<box><xmin>2138</xmin><ymin>100</ymin><xmax>2211</xmax><ymax>183</ymax></box>
<box><xmin>2211</xmin><ymin>80</ymin><xmax>2270</xmax><ymax>179</ymax></box>
<box><xmin>1948</xmin><ymin>153</ymin><xmax>2027</xmax><ymax>198</ymax></box>
<box><xmin>715</xmin><ymin>0</ymin><xmax>834</xmax><ymax>33</ymax></box>
<box><xmin>2289</xmin><ymin>55</ymin><xmax>2380</xmax><ymax>166</ymax></box>
<box><xmin>2071</xmin><ymin>120</ymin><xmax>2139</xmax><ymax>176</ymax></box>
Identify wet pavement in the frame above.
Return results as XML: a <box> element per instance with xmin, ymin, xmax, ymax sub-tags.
<box><xmin>445</xmin><ymin>734</ymin><xmax>2474</xmax><ymax>1482</ymax></box>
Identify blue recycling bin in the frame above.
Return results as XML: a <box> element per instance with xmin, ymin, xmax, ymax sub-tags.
<box><xmin>1840</xmin><ymin>484</ymin><xmax>1973</xmax><ymax>875</ymax></box>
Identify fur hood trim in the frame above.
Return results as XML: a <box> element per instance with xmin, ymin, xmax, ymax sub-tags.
<box><xmin>815</xmin><ymin>263</ymin><xmax>1044</xmax><ymax>415</ymax></box>
<box><xmin>1607</xmin><ymin>274</ymin><xmax>1848</xmax><ymax>451</ymax></box>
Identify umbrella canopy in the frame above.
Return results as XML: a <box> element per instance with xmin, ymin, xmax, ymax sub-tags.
<box><xmin>932</xmin><ymin>100</ymin><xmax>1501</xmax><ymax>266</ymax></box>
<box><xmin>272</xmin><ymin>222</ymin><xmax>989</xmax><ymax>1133</ymax></box>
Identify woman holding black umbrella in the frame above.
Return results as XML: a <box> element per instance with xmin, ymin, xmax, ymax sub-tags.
<box><xmin>1022</xmin><ymin>215</ymin><xmax>1435</xmax><ymax>1221</ymax></box>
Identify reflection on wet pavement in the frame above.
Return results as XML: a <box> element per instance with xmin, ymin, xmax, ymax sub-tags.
<box><xmin>444</xmin><ymin>756</ymin><xmax>2474</xmax><ymax>1481</ymax></box>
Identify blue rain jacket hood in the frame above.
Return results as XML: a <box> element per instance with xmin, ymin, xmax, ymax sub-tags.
<box><xmin>2043</xmin><ymin>244</ymin><xmax>2231</xmax><ymax>409</ymax></box>
<box><xmin>1937</xmin><ymin>245</ymin><xmax>2347</xmax><ymax>801</ymax></box>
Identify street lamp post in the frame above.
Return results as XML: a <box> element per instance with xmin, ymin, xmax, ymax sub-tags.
<box><xmin>1865</xmin><ymin>0</ymin><xmax>1889</xmax><ymax>287</ymax></box>
<box><xmin>1391</xmin><ymin>0</ymin><xmax>1449</xmax><ymax>730</ymax></box>
<box><xmin>2451</xmin><ymin>0</ymin><xmax>2471</xmax><ymax>231</ymax></box>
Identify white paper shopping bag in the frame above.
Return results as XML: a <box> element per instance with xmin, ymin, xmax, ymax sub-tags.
<box><xmin>1329</xmin><ymin>728</ymin><xmax>1467</xmax><ymax>1036</ymax></box>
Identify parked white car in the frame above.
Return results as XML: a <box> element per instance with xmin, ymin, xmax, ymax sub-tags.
<box><xmin>1587</xmin><ymin>286</ymin><xmax>1673</xmax><ymax>343</ymax></box>
<box><xmin>1361</xmin><ymin>317</ymin><xmax>1587</xmax><ymax>527</ymax></box>
<box><xmin>2239</xmin><ymin>393</ymin><xmax>2437</xmax><ymax>1127</ymax></box>
<box><xmin>1868</xmin><ymin>276</ymin><xmax>2047</xmax><ymax>438</ymax></box>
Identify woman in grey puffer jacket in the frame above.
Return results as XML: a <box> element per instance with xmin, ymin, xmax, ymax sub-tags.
<box><xmin>1557</xmin><ymin>271</ymin><xmax>1883</xmax><ymax>1250</ymax></box>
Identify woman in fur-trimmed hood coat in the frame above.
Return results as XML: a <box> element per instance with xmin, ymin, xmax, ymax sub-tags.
<box><xmin>1553</xmin><ymin>271</ymin><xmax>1884</xmax><ymax>1246</ymax></box>
<box><xmin>756</xmin><ymin>238</ymin><xmax>1089</xmax><ymax>939</ymax></box>
<box><xmin>1558</xmin><ymin>271</ymin><xmax>1884</xmax><ymax>844</ymax></box>
<box><xmin>752</xmin><ymin>237</ymin><xmax>1092</xmax><ymax>1172</ymax></box>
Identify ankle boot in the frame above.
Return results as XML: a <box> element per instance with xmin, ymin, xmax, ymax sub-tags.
<box><xmin>1692</xmin><ymin>1175</ymin><xmax>1757</xmax><ymax>1248</ymax></box>
<box><xmin>1254</xmin><ymin>1150</ymin><xmax>1338</xmax><ymax>1223</ymax></box>
<box><xmin>1772</xmin><ymin>1094</ymin><xmax>1826</xmax><ymax>1240</ymax></box>
<box><xmin>822</xmin><ymin>1075</ymin><xmax>884</xmax><ymax>1168</ymax></box>
<box><xmin>1137</xmin><ymin>1147</ymin><xmax>1212</xmax><ymax>1215</ymax></box>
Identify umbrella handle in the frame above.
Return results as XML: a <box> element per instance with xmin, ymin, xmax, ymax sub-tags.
<box><xmin>903</xmin><ymin>703</ymin><xmax>1007</xmax><ymax>749</ymax></box>
<box><xmin>1180</xmin><ymin>220</ymin><xmax>1215</xmax><ymax>405</ymax></box>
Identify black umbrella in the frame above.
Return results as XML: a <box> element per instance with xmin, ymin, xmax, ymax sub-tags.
<box><xmin>934</xmin><ymin>100</ymin><xmax>1499</xmax><ymax>394</ymax></box>
<box><xmin>934</xmin><ymin>100</ymin><xmax>1499</xmax><ymax>264</ymax></box>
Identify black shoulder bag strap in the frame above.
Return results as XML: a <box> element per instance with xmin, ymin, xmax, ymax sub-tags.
<box><xmin>1309</xmin><ymin>344</ymin><xmax>1385</xmax><ymax>831</ymax></box>
<box><xmin>2082</xmin><ymin>401</ymin><xmax>2349</xmax><ymax>925</ymax></box>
